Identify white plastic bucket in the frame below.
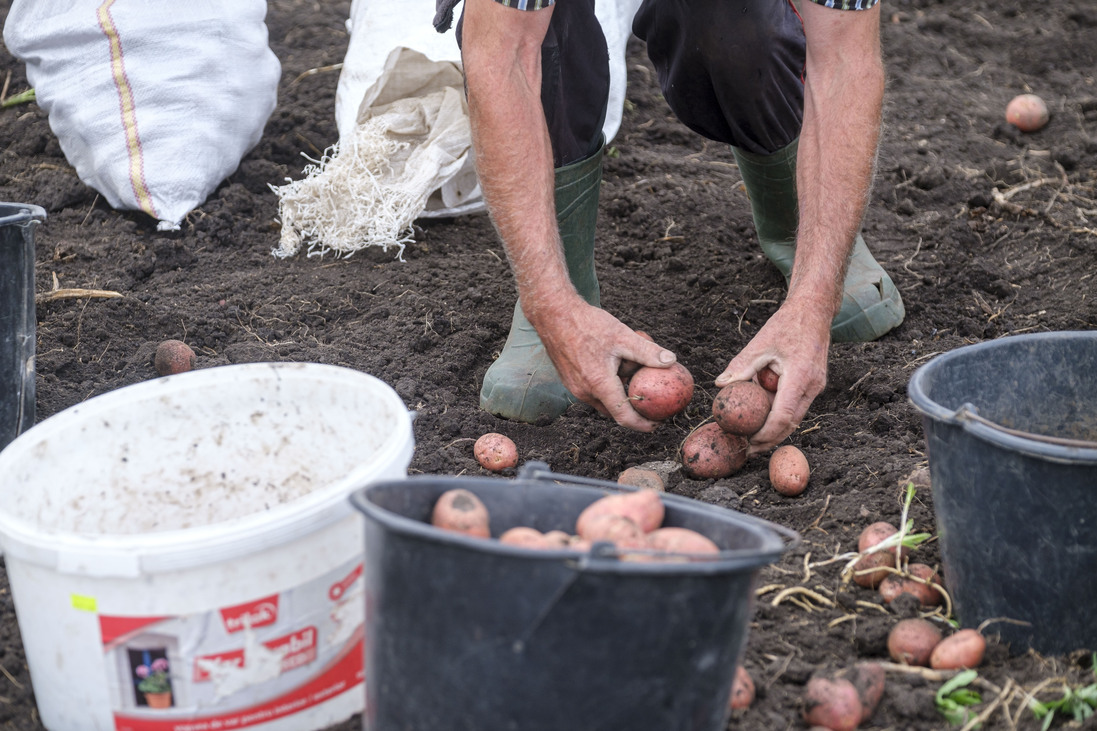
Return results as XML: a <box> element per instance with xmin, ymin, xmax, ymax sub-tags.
<box><xmin>0</xmin><ymin>362</ymin><xmax>414</xmax><ymax>731</ymax></box>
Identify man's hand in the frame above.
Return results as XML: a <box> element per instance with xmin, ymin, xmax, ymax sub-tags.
<box><xmin>716</xmin><ymin>297</ymin><xmax>832</xmax><ymax>453</ymax></box>
<box><xmin>719</xmin><ymin>2</ymin><xmax>885</xmax><ymax>454</ymax></box>
<box><xmin>530</xmin><ymin>297</ymin><xmax>678</xmax><ymax>431</ymax></box>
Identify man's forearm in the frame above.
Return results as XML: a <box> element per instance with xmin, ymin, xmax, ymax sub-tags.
<box><xmin>790</xmin><ymin>3</ymin><xmax>885</xmax><ymax>322</ymax></box>
<box><xmin>461</xmin><ymin>0</ymin><xmax>580</xmax><ymax>325</ymax></box>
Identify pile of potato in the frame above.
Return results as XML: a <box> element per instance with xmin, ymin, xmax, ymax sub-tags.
<box><xmin>676</xmin><ymin>369</ymin><xmax>810</xmax><ymax>496</ymax></box>
<box><xmin>430</xmin><ymin>485</ymin><xmax>721</xmax><ymax>558</ymax></box>
<box><xmin>889</xmin><ymin>620</ymin><xmax>986</xmax><ymax>670</ymax></box>
<box><xmin>850</xmin><ymin>521</ymin><xmax>943</xmax><ymax>607</ymax></box>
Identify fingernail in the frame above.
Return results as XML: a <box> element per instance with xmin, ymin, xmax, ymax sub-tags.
<box><xmin>658</xmin><ymin>350</ymin><xmax>675</xmax><ymax>364</ymax></box>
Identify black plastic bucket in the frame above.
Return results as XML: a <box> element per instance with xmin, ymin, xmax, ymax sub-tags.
<box><xmin>349</xmin><ymin>462</ymin><xmax>798</xmax><ymax>731</ymax></box>
<box><xmin>0</xmin><ymin>202</ymin><xmax>45</xmax><ymax>453</ymax></box>
<box><xmin>909</xmin><ymin>331</ymin><xmax>1097</xmax><ymax>655</ymax></box>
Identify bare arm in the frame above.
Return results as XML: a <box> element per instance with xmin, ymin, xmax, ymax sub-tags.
<box><xmin>718</xmin><ymin>1</ymin><xmax>885</xmax><ymax>452</ymax></box>
<box><xmin>461</xmin><ymin>0</ymin><xmax>674</xmax><ymax>430</ymax></box>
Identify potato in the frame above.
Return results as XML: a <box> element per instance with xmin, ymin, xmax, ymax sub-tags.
<box><xmin>473</xmin><ymin>432</ymin><xmax>518</xmax><ymax>472</ymax></box>
<box><xmin>879</xmin><ymin>563</ymin><xmax>942</xmax><ymax>606</ymax></box>
<box><xmin>768</xmin><ymin>445</ymin><xmax>810</xmax><ymax>496</ymax></box>
<box><xmin>802</xmin><ymin>675</ymin><xmax>863</xmax><ymax>731</ymax></box>
<box><xmin>154</xmin><ymin>339</ymin><xmax>196</xmax><ymax>376</ymax></box>
<box><xmin>851</xmin><ymin>551</ymin><xmax>894</xmax><ymax>589</ymax></box>
<box><xmin>576</xmin><ymin>488</ymin><xmax>665</xmax><ymax>535</ymax></box>
<box><xmin>858</xmin><ymin>521</ymin><xmax>899</xmax><ymax>553</ymax></box>
<box><xmin>757</xmin><ymin>366</ymin><xmax>780</xmax><ymax>393</ymax></box>
<box><xmin>840</xmin><ymin>662</ymin><xmax>885</xmax><ymax>723</ymax></box>
<box><xmin>617</xmin><ymin>466</ymin><xmax>665</xmax><ymax>492</ymax></box>
<box><xmin>568</xmin><ymin>535</ymin><xmax>593</xmax><ymax>551</ymax></box>
<box><xmin>499</xmin><ymin>526</ymin><xmax>552</xmax><ymax>549</ymax></box>
<box><xmin>930</xmin><ymin>629</ymin><xmax>987</xmax><ymax>670</ymax></box>
<box><xmin>887</xmin><ymin>617</ymin><xmax>942</xmax><ymax>666</ymax></box>
<box><xmin>627</xmin><ymin>362</ymin><xmax>694</xmax><ymax>420</ymax></box>
<box><xmin>543</xmin><ymin>530</ymin><xmax>573</xmax><ymax>547</ymax></box>
<box><xmin>712</xmin><ymin>380</ymin><xmax>772</xmax><ymax>437</ymax></box>
<box><xmin>1005</xmin><ymin>93</ymin><xmax>1049</xmax><ymax>132</ymax></box>
<box><xmin>728</xmin><ymin>665</ymin><xmax>755</xmax><ymax>710</ymax></box>
<box><xmin>431</xmin><ymin>488</ymin><xmax>490</xmax><ymax>538</ymax></box>
<box><xmin>680</xmin><ymin>422</ymin><xmax>749</xmax><ymax>479</ymax></box>
<box><xmin>577</xmin><ymin>513</ymin><xmax>647</xmax><ymax>548</ymax></box>
<box><xmin>646</xmin><ymin>527</ymin><xmax>720</xmax><ymax>555</ymax></box>
<box><xmin>857</xmin><ymin>520</ymin><xmax>908</xmax><ymax>562</ymax></box>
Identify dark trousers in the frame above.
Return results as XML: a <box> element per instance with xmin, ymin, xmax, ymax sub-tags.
<box><xmin>439</xmin><ymin>0</ymin><xmax>806</xmax><ymax>165</ymax></box>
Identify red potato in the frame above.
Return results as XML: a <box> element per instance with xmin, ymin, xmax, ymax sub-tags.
<box><xmin>568</xmin><ymin>535</ymin><xmax>593</xmax><ymax>552</ymax></box>
<box><xmin>908</xmin><ymin>563</ymin><xmax>944</xmax><ymax>600</ymax></box>
<box><xmin>802</xmin><ymin>675</ymin><xmax>863</xmax><ymax>731</ymax></box>
<box><xmin>499</xmin><ymin>526</ymin><xmax>553</xmax><ymax>549</ymax></box>
<box><xmin>888</xmin><ymin>618</ymin><xmax>943</xmax><ymax>666</ymax></box>
<box><xmin>646</xmin><ymin>527</ymin><xmax>720</xmax><ymax>555</ymax></box>
<box><xmin>841</xmin><ymin>662</ymin><xmax>886</xmax><ymax>723</ymax></box>
<box><xmin>728</xmin><ymin>666</ymin><xmax>755</xmax><ymax>711</ymax></box>
<box><xmin>858</xmin><ymin>521</ymin><xmax>899</xmax><ymax>553</ymax></box>
<box><xmin>879</xmin><ymin>563</ymin><xmax>943</xmax><ymax>606</ymax></box>
<box><xmin>617</xmin><ymin>466</ymin><xmax>665</xmax><ymax>492</ymax></box>
<box><xmin>577</xmin><ymin>513</ymin><xmax>647</xmax><ymax>548</ymax></box>
<box><xmin>680</xmin><ymin>422</ymin><xmax>749</xmax><ymax>479</ymax></box>
<box><xmin>431</xmin><ymin>488</ymin><xmax>491</xmax><ymax>538</ymax></box>
<box><xmin>1005</xmin><ymin>93</ymin><xmax>1049</xmax><ymax>132</ymax></box>
<box><xmin>930</xmin><ymin>629</ymin><xmax>987</xmax><ymax>670</ymax></box>
<box><xmin>154</xmin><ymin>339</ymin><xmax>196</xmax><ymax>376</ymax></box>
<box><xmin>768</xmin><ymin>445</ymin><xmax>810</xmax><ymax>496</ymax></box>
<box><xmin>627</xmin><ymin>362</ymin><xmax>694</xmax><ymax>421</ymax></box>
<box><xmin>473</xmin><ymin>432</ymin><xmax>518</xmax><ymax>472</ymax></box>
<box><xmin>543</xmin><ymin>530</ymin><xmax>573</xmax><ymax>547</ymax></box>
<box><xmin>851</xmin><ymin>551</ymin><xmax>894</xmax><ymax>589</ymax></box>
<box><xmin>712</xmin><ymin>380</ymin><xmax>773</xmax><ymax>437</ymax></box>
<box><xmin>576</xmin><ymin>488</ymin><xmax>665</xmax><ymax>535</ymax></box>
<box><xmin>757</xmin><ymin>366</ymin><xmax>780</xmax><ymax>393</ymax></box>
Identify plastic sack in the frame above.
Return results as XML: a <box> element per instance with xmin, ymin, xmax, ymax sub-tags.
<box><xmin>3</xmin><ymin>0</ymin><xmax>280</xmax><ymax>230</ymax></box>
<box><xmin>331</xmin><ymin>0</ymin><xmax>642</xmax><ymax>221</ymax></box>
<box><xmin>271</xmin><ymin>47</ymin><xmax>470</xmax><ymax>260</ymax></box>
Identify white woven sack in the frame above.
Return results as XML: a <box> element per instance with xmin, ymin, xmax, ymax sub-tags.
<box><xmin>271</xmin><ymin>47</ymin><xmax>470</xmax><ymax>260</ymax></box>
<box><xmin>332</xmin><ymin>0</ymin><xmax>643</xmax><ymax>220</ymax></box>
<box><xmin>3</xmin><ymin>0</ymin><xmax>280</xmax><ymax>230</ymax></box>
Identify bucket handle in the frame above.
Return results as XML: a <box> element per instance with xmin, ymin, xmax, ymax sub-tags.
<box><xmin>955</xmin><ymin>403</ymin><xmax>1097</xmax><ymax>449</ymax></box>
<box><xmin>0</xmin><ymin>204</ymin><xmax>47</xmax><ymax>228</ymax></box>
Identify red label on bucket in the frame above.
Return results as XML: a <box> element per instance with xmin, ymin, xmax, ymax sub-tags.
<box><xmin>113</xmin><ymin>633</ymin><xmax>362</xmax><ymax>731</ymax></box>
<box><xmin>328</xmin><ymin>564</ymin><xmax>363</xmax><ymax>601</ymax></box>
<box><xmin>98</xmin><ymin>559</ymin><xmax>365</xmax><ymax>730</ymax></box>
<box><xmin>219</xmin><ymin>595</ymin><xmax>280</xmax><ymax>634</ymax></box>
<box><xmin>193</xmin><ymin>627</ymin><xmax>319</xmax><ymax>682</ymax></box>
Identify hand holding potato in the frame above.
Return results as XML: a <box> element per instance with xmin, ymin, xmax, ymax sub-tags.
<box><xmin>529</xmin><ymin>300</ymin><xmax>679</xmax><ymax>432</ymax></box>
<box><xmin>714</xmin><ymin>301</ymin><xmax>830</xmax><ymax>453</ymax></box>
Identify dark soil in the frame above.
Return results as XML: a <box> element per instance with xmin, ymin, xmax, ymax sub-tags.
<box><xmin>2</xmin><ymin>0</ymin><xmax>1096</xmax><ymax>729</ymax></box>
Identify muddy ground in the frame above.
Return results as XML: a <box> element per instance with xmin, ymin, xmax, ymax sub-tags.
<box><xmin>1</xmin><ymin>0</ymin><xmax>1096</xmax><ymax>728</ymax></box>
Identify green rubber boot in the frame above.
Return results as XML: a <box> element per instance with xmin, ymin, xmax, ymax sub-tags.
<box><xmin>480</xmin><ymin>147</ymin><xmax>603</xmax><ymax>423</ymax></box>
<box><xmin>732</xmin><ymin>140</ymin><xmax>905</xmax><ymax>342</ymax></box>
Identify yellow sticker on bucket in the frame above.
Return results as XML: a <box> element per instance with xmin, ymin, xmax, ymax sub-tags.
<box><xmin>71</xmin><ymin>594</ymin><xmax>98</xmax><ymax>612</ymax></box>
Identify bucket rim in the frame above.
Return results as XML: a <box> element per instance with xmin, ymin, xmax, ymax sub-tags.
<box><xmin>0</xmin><ymin>362</ymin><xmax>414</xmax><ymax>575</ymax></box>
<box><xmin>350</xmin><ymin>469</ymin><xmax>799</xmax><ymax>575</ymax></box>
<box><xmin>0</xmin><ymin>202</ymin><xmax>47</xmax><ymax>227</ymax></box>
<box><xmin>909</xmin><ymin>331</ymin><xmax>1097</xmax><ymax>462</ymax></box>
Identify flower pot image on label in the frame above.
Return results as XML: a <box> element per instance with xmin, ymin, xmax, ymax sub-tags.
<box><xmin>135</xmin><ymin>656</ymin><xmax>173</xmax><ymax>708</ymax></box>
<box><xmin>143</xmin><ymin>691</ymin><xmax>173</xmax><ymax>709</ymax></box>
